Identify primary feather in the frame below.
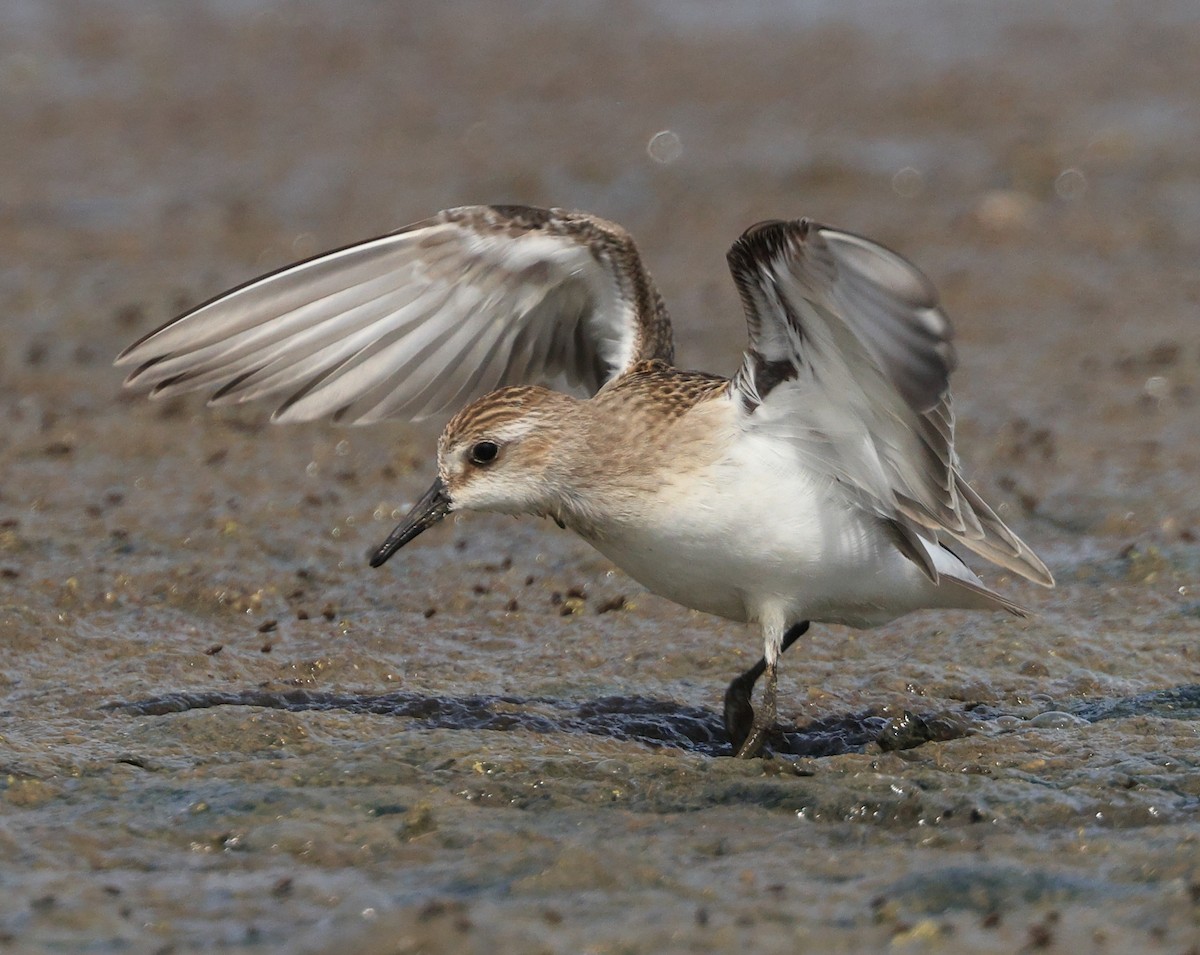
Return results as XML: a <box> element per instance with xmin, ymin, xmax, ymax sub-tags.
<box><xmin>117</xmin><ymin>205</ymin><xmax>673</xmax><ymax>423</ymax></box>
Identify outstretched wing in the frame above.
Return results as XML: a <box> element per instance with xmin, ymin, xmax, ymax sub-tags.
<box><xmin>727</xmin><ymin>218</ymin><xmax>1053</xmax><ymax>587</ymax></box>
<box><xmin>116</xmin><ymin>205</ymin><xmax>673</xmax><ymax>423</ymax></box>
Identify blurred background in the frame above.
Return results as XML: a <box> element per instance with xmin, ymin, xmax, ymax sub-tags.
<box><xmin>2</xmin><ymin>1</ymin><xmax>1198</xmax><ymax>952</ymax></box>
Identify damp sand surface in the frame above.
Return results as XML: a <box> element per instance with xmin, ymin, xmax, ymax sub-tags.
<box><xmin>2</xmin><ymin>2</ymin><xmax>1200</xmax><ymax>951</ymax></box>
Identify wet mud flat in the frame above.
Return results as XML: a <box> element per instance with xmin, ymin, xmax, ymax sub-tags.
<box><xmin>3</xmin><ymin>1</ymin><xmax>1200</xmax><ymax>952</ymax></box>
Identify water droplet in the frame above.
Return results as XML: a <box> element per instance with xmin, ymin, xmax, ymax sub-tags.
<box><xmin>1028</xmin><ymin>710</ymin><xmax>1088</xmax><ymax>729</ymax></box>
<box><xmin>1054</xmin><ymin>168</ymin><xmax>1087</xmax><ymax>200</ymax></box>
<box><xmin>291</xmin><ymin>232</ymin><xmax>316</xmax><ymax>257</ymax></box>
<box><xmin>647</xmin><ymin>130</ymin><xmax>682</xmax><ymax>164</ymax></box>
<box><xmin>1143</xmin><ymin>376</ymin><xmax>1170</xmax><ymax>401</ymax></box>
<box><xmin>891</xmin><ymin>166</ymin><xmax>925</xmax><ymax>199</ymax></box>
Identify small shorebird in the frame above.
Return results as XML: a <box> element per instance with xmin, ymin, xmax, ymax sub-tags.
<box><xmin>117</xmin><ymin>205</ymin><xmax>1053</xmax><ymax>757</ymax></box>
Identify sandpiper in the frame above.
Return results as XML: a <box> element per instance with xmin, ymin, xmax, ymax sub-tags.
<box><xmin>117</xmin><ymin>205</ymin><xmax>1054</xmax><ymax>757</ymax></box>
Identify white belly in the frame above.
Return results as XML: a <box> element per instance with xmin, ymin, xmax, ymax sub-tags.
<box><xmin>577</xmin><ymin>434</ymin><xmax>985</xmax><ymax>629</ymax></box>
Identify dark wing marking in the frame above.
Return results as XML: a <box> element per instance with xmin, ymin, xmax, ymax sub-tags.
<box><xmin>727</xmin><ymin>218</ymin><xmax>1053</xmax><ymax>588</ymax></box>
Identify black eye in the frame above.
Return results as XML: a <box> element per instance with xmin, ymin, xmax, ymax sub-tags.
<box><xmin>469</xmin><ymin>440</ymin><xmax>500</xmax><ymax>465</ymax></box>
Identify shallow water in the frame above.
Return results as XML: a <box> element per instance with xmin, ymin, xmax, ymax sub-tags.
<box><xmin>3</xmin><ymin>1</ymin><xmax>1200</xmax><ymax>951</ymax></box>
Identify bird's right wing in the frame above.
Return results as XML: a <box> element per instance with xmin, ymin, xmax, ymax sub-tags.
<box><xmin>116</xmin><ymin>205</ymin><xmax>674</xmax><ymax>424</ymax></box>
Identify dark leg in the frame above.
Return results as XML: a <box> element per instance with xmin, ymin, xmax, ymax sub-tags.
<box><xmin>724</xmin><ymin>621</ymin><xmax>810</xmax><ymax>756</ymax></box>
<box><xmin>734</xmin><ymin>660</ymin><xmax>778</xmax><ymax>758</ymax></box>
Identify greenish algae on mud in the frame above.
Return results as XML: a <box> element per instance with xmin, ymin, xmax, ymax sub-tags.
<box><xmin>2</xmin><ymin>1</ymin><xmax>1200</xmax><ymax>952</ymax></box>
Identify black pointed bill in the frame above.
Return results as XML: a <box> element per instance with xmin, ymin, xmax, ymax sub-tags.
<box><xmin>369</xmin><ymin>477</ymin><xmax>452</xmax><ymax>567</ymax></box>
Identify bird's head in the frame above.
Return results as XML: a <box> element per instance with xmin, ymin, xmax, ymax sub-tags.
<box><xmin>369</xmin><ymin>386</ymin><xmax>578</xmax><ymax>566</ymax></box>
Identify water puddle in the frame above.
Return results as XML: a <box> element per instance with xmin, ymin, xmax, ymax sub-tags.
<box><xmin>104</xmin><ymin>684</ymin><xmax>1200</xmax><ymax>758</ymax></box>
<box><xmin>104</xmin><ymin>688</ymin><xmax>939</xmax><ymax>757</ymax></box>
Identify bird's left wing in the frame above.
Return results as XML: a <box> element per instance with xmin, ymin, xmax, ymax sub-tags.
<box><xmin>116</xmin><ymin>205</ymin><xmax>673</xmax><ymax>423</ymax></box>
<box><xmin>727</xmin><ymin>218</ymin><xmax>1052</xmax><ymax>587</ymax></box>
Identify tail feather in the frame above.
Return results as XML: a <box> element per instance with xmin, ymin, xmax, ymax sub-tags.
<box><xmin>897</xmin><ymin>472</ymin><xmax>1054</xmax><ymax>588</ymax></box>
<box><xmin>943</xmin><ymin>574</ymin><xmax>1030</xmax><ymax>617</ymax></box>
